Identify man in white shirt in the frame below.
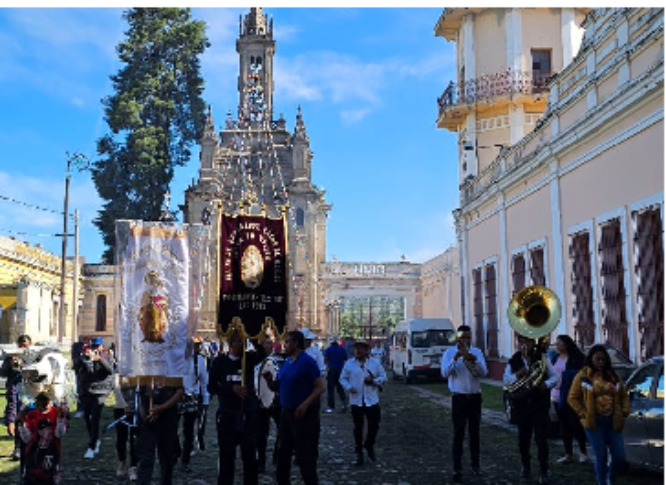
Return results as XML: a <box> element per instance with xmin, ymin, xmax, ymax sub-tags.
<box><xmin>180</xmin><ymin>337</ymin><xmax>210</xmax><ymax>473</ymax></box>
<box><xmin>440</xmin><ymin>325</ymin><xmax>488</xmax><ymax>483</ymax></box>
<box><xmin>339</xmin><ymin>340</ymin><xmax>387</xmax><ymax>466</ymax></box>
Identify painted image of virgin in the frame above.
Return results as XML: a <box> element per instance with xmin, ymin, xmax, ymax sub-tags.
<box><xmin>241</xmin><ymin>245</ymin><xmax>264</xmax><ymax>289</ymax></box>
<box><xmin>138</xmin><ymin>270</ymin><xmax>169</xmax><ymax>343</ymax></box>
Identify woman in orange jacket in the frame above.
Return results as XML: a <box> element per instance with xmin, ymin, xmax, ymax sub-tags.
<box><xmin>568</xmin><ymin>344</ymin><xmax>630</xmax><ymax>485</ymax></box>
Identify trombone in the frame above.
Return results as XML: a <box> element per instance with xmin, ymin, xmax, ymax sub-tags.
<box><xmin>449</xmin><ymin>331</ymin><xmax>480</xmax><ymax>377</ymax></box>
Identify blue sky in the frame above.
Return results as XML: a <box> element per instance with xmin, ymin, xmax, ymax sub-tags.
<box><xmin>0</xmin><ymin>7</ymin><xmax>460</xmax><ymax>265</ymax></box>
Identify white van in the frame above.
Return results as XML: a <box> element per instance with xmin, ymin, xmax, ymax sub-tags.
<box><xmin>389</xmin><ymin>318</ymin><xmax>456</xmax><ymax>383</ymax></box>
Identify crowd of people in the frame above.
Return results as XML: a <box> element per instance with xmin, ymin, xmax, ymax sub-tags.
<box><xmin>2</xmin><ymin>327</ymin><xmax>631</xmax><ymax>485</ymax></box>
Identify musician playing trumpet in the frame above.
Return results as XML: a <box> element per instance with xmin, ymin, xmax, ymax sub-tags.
<box><xmin>440</xmin><ymin>325</ymin><xmax>488</xmax><ymax>483</ymax></box>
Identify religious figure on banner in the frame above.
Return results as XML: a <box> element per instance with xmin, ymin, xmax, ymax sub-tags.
<box><xmin>138</xmin><ymin>270</ymin><xmax>169</xmax><ymax>343</ymax></box>
<box><xmin>241</xmin><ymin>244</ymin><xmax>264</xmax><ymax>289</ymax></box>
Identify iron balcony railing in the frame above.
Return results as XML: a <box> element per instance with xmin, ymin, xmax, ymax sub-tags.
<box><xmin>437</xmin><ymin>69</ymin><xmax>552</xmax><ymax>118</ymax></box>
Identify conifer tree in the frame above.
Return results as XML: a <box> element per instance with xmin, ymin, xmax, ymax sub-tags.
<box><xmin>91</xmin><ymin>8</ymin><xmax>209</xmax><ymax>262</ymax></box>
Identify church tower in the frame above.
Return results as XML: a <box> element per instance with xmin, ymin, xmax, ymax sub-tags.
<box><xmin>183</xmin><ymin>7</ymin><xmax>331</xmax><ymax>337</ymax></box>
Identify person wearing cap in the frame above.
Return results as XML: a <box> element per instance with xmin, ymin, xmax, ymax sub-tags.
<box><xmin>73</xmin><ymin>336</ymin><xmax>114</xmax><ymax>460</ymax></box>
<box><xmin>339</xmin><ymin>339</ymin><xmax>387</xmax><ymax>466</ymax></box>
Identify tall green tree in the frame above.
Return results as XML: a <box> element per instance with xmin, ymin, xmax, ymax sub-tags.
<box><xmin>92</xmin><ymin>8</ymin><xmax>209</xmax><ymax>262</ymax></box>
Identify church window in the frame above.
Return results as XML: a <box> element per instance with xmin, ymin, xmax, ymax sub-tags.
<box><xmin>570</xmin><ymin>231</ymin><xmax>595</xmax><ymax>347</ymax></box>
<box><xmin>484</xmin><ymin>263</ymin><xmax>499</xmax><ymax>358</ymax></box>
<box><xmin>472</xmin><ymin>268</ymin><xmax>484</xmax><ymax>352</ymax></box>
<box><xmin>96</xmin><ymin>294</ymin><xmax>107</xmax><ymax>332</ymax></box>
<box><xmin>296</xmin><ymin>207</ymin><xmax>305</xmax><ymax>227</ymax></box>
<box><xmin>531</xmin><ymin>49</ymin><xmax>552</xmax><ymax>93</ymax></box>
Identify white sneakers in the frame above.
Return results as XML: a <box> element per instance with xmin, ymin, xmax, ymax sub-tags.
<box><xmin>556</xmin><ymin>455</ymin><xmax>573</xmax><ymax>464</ymax></box>
<box><xmin>94</xmin><ymin>440</ymin><xmax>101</xmax><ymax>454</ymax></box>
<box><xmin>579</xmin><ymin>453</ymin><xmax>590</xmax><ymax>463</ymax></box>
<box><xmin>116</xmin><ymin>461</ymin><xmax>126</xmax><ymax>477</ymax></box>
<box><xmin>128</xmin><ymin>467</ymin><xmax>138</xmax><ymax>481</ymax></box>
<box><xmin>74</xmin><ymin>411</ymin><xmax>84</xmax><ymax>419</ymax></box>
<box><xmin>84</xmin><ymin>448</ymin><xmax>95</xmax><ymax>459</ymax></box>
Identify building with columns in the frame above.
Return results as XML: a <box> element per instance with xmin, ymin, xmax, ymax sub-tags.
<box><xmin>182</xmin><ymin>8</ymin><xmax>330</xmax><ymax>336</ymax></box>
<box><xmin>0</xmin><ymin>235</ymin><xmax>80</xmax><ymax>344</ymax></box>
<box><xmin>420</xmin><ymin>246</ymin><xmax>462</xmax><ymax>324</ymax></box>
<box><xmin>436</xmin><ymin>7</ymin><xmax>663</xmax><ymax>365</ymax></box>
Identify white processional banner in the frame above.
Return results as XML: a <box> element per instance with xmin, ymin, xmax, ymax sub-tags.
<box><xmin>115</xmin><ymin>220</ymin><xmax>209</xmax><ymax>380</ymax></box>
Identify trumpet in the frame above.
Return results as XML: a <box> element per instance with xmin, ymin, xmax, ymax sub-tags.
<box><xmin>450</xmin><ymin>331</ymin><xmax>480</xmax><ymax>377</ymax></box>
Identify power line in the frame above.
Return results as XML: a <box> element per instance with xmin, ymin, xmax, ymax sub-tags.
<box><xmin>0</xmin><ymin>228</ymin><xmax>64</xmax><ymax>238</ymax></box>
<box><xmin>0</xmin><ymin>194</ymin><xmax>73</xmax><ymax>219</ymax></box>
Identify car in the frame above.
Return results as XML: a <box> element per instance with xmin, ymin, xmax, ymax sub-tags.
<box><xmin>623</xmin><ymin>355</ymin><xmax>663</xmax><ymax>472</ymax></box>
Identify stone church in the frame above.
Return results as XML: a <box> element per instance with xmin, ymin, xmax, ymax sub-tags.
<box><xmin>182</xmin><ymin>8</ymin><xmax>331</xmax><ymax>336</ymax></box>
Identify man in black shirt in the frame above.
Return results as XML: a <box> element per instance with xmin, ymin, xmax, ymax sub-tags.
<box><xmin>208</xmin><ymin>330</ymin><xmax>261</xmax><ymax>485</ymax></box>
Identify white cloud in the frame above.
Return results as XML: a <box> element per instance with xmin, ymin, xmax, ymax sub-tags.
<box><xmin>340</xmin><ymin>108</ymin><xmax>371</xmax><ymax>124</ymax></box>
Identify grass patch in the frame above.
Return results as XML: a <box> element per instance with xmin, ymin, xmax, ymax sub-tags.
<box><xmin>415</xmin><ymin>381</ymin><xmax>506</xmax><ymax>413</ymax></box>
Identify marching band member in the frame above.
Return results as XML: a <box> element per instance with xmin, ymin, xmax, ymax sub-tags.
<box><xmin>254</xmin><ymin>336</ymin><xmax>284</xmax><ymax>473</ymax></box>
<box><xmin>339</xmin><ymin>340</ymin><xmax>387</xmax><ymax>466</ymax></box>
<box><xmin>263</xmin><ymin>330</ymin><xmax>324</xmax><ymax>485</ymax></box>
<box><xmin>207</xmin><ymin>329</ymin><xmax>261</xmax><ymax>485</ymax></box>
<box><xmin>440</xmin><ymin>325</ymin><xmax>488</xmax><ymax>482</ymax></box>
<box><xmin>179</xmin><ymin>337</ymin><xmax>210</xmax><ymax>473</ymax></box>
<box><xmin>1</xmin><ymin>334</ymin><xmax>32</xmax><ymax>462</ymax></box>
<box><xmin>504</xmin><ymin>334</ymin><xmax>559</xmax><ymax>485</ymax></box>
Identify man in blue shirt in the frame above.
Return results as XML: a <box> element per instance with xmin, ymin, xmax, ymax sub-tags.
<box><xmin>263</xmin><ymin>330</ymin><xmax>323</xmax><ymax>485</ymax></box>
<box><xmin>323</xmin><ymin>339</ymin><xmax>348</xmax><ymax>413</ymax></box>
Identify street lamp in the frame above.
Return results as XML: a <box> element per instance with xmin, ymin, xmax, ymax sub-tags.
<box><xmin>58</xmin><ymin>152</ymin><xmax>89</xmax><ymax>344</ymax></box>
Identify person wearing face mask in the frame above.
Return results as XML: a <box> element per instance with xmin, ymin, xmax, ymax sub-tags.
<box><xmin>568</xmin><ymin>344</ymin><xmax>630</xmax><ymax>485</ymax></box>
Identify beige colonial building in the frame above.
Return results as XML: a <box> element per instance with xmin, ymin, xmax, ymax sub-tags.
<box><xmin>420</xmin><ymin>246</ymin><xmax>462</xmax><ymax>324</ymax></box>
<box><xmin>0</xmin><ymin>235</ymin><xmax>80</xmax><ymax>344</ymax></box>
<box><xmin>436</xmin><ymin>7</ymin><xmax>664</xmax><ymax>364</ymax></box>
<box><xmin>78</xmin><ymin>263</ymin><xmax>116</xmax><ymax>344</ymax></box>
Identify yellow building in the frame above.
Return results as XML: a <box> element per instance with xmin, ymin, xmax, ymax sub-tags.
<box><xmin>0</xmin><ymin>235</ymin><xmax>81</xmax><ymax>344</ymax></box>
<box><xmin>436</xmin><ymin>8</ymin><xmax>663</xmax><ymax>367</ymax></box>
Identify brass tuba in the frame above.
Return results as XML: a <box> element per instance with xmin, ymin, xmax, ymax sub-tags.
<box><xmin>504</xmin><ymin>285</ymin><xmax>561</xmax><ymax>393</ymax></box>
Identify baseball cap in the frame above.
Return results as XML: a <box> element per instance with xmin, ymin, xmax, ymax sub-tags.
<box><xmin>300</xmin><ymin>328</ymin><xmax>316</xmax><ymax>340</ymax></box>
<box><xmin>91</xmin><ymin>337</ymin><xmax>104</xmax><ymax>346</ymax></box>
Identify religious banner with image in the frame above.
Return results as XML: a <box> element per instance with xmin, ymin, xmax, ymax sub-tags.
<box><xmin>218</xmin><ymin>213</ymin><xmax>288</xmax><ymax>338</ymax></box>
<box><xmin>115</xmin><ymin>220</ymin><xmax>210</xmax><ymax>381</ymax></box>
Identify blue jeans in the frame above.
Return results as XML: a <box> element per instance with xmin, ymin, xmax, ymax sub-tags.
<box><xmin>585</xmin><ymin>414</ymin><xmax>626</xmax><ymax>485</ymax></box>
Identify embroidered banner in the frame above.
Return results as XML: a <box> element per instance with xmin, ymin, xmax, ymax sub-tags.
<box><xmin>218</xmin><ymin>213</ymin><xmax>288</xmax><ymax>337</ymax></box>
<box><xmin>115</xmin><ymin>220</ymin><xmax>210</xmax><ymax>379</ymax></box>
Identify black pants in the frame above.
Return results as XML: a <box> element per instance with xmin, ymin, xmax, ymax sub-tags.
<box><xmin>114</xmin><ymin>408</ymin><xmax>138</xmax><ymax>466</ymax></box>
<box><xmin>517</xmin><ymin>404</ymin><xmax>550</xmax><ymax>473</ymax></box>
<box><xmin>255</xmin><ymin>405</ymin><xmax>281</xmax><ymax>467</ymax></box>
<box><xmin>554</xmin><ymin>402</ymin><xmax>587</xmax><ymax>456</ymax></box>
<box><xmin>181</xmin><ymin>410</ymin><xmax>198</xmax><ymax>465</ymax></box>
<box><xmin>326</xmin><ymin>369</ymin><xmax>346</xmax><ymax>409</ymax></box>
<box><xmin>451</xmin><ymin>393</ymin><xmax>482</xmax><ymax>472</ymax></box>
<box><xmin>81</xmin><ymin>394</ymin><xmax>104</xmax><ymax>450</ymax></box>
<box><xmin>136</xmin><ymin>413</ymin><xmax>180</xmax><ymax>485</ymax></box>
<box><xmin>197</xmin><ymin>399</ymin><xmax>209</xmax><ymax>448</ymax></box>
<box><xmin>216</xmin><ymin>409</ymin><xmax>258</xmax><ymax>485</ymax></box>
<box><xmin>351</xmin><ymin>404</ymin><xmax>381</xmax><ymax>454</ymax></box>
<box><xmin>276</xmin><ymin>406</ymin><xmax>319</xmax><ymax>485</ymax></box>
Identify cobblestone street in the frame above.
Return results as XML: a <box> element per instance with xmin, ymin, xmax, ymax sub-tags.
<box><xmin>29</xmin><ymin>380</ymin><xmax>658</xmax><ymax>485</ymax></box>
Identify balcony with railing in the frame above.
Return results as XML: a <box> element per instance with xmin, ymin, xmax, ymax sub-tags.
<box><xmin>437</xmin><ymin>69</ymin><xmax>552</xmax><ymax>124</ymax></box>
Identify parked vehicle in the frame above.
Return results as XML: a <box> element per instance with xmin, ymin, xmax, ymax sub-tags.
<box><xmin>623</xmin><ymin>355</ymin><xmax>663</xmax><ymax>472</ymax></box>
<box><xmin>389</xmin><ymin>318</ymin><xmax>455</xmax><ymax>384</ymax></box>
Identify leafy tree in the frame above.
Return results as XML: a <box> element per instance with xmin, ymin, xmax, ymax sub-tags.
<box><xmin>91</xmin><ymin>8</ymin><xmax>209</xmax><ymax>262</ymax></box>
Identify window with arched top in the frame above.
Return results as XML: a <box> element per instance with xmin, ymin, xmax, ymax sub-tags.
<box><xmin>296</xmin><ymin>208</ymin><xmax>305</xmax><ymax>227</ymax></box>
<box><xmin>95</xmin><ymin>294</ymin><xmax>107</xmax><ymax>332</ymax></box>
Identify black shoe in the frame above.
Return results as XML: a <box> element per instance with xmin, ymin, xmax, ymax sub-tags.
<box><xmin>353</xmin><ymin>453</ymin><xmax>364</xmax><ymax>466</ymax></box>
<box><xmin>538</xmin><ymin>471</ymin><xmax>549</xmax><ymax>484</ymax></box>
<box><xmin>364</xmin><ymin>444</ymin><xmax>376</xmax><ymax>462</ymax></box>
<box><xmin>10</xmin><ymin>448</ymin><xmax>20</xmax><ymax>461</ymax></box>
<box><xmin>453</xmin><ymin>471</ymin><xmax>463</xmax><ymax>483</ymax></box>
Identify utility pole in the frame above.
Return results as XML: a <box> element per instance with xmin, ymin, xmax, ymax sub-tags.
<box><xmin>72</xmin><ymin>209</ymin><xmax>80</xmax><ymax>342</ymax></box>
<box><xmin>59</xmin><ymin>152</ymin><xmax>89</xmax><ymax>344</ymax></box>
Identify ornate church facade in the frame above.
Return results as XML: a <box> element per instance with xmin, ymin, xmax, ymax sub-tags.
<box><xmin>182</xmin><ymin>8</ymin><xmax>330</xmax><ymax>336</ymax></box>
